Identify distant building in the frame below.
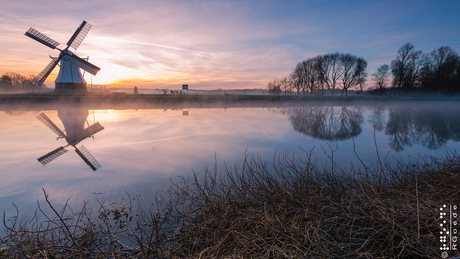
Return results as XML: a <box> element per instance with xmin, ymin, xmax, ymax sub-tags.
<box><xmin>182</xmin><ymin>84</ymin><xmax>188</xmax><ymax>90</ymax></box>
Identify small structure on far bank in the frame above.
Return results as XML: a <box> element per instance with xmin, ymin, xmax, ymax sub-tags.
<box><xmin>170</xmin><ymin>84</ymin><xmax>189</xmax><ymax>95</ymax></box>
<box><xmin>134</xmin><ymin>86</ymin><xmax>138</xmax><ymax>95</ymax></box>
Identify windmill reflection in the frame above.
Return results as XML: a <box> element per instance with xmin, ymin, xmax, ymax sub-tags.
<box><xmin>36</xmin><ymin>110</ymin><xmax>104</xmax><ymax>171</ymax></box>
<box><xmin>282</xmin><ymin>106</ymin><xmax>364</xmax><ymax>141</ymax></box>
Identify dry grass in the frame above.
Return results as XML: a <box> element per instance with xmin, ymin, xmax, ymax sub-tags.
<box><xmin>1</xmin><ymin>148</ymin><xmax>459</xmax><ymax>258</ymax></box>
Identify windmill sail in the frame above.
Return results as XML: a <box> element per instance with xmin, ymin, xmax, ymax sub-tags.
<box><xmin>25</xmin><ymin>28</ymin><xmax>60</xmax><ymax>49</ymax></box>
<box><xmin>68</xmin><ymin>54</ymin><xmax>100</xmax><ymax>75</ymax></box>
<box><xmin>80</xmin><ymin>122</ymin><xmax>105</xmax><ymax>140</ymax></box>
<box><xmin>32</xmin><ymin>58</ymin><xmax>61</xmax><ymax>85</ymax></box>
<box><xmin>38</xmin><ymin>146</ymin><xmax>68</xmax><ymax>165</ymax></box>
<box><xmin>67</xmin><ymin>21</ymin><xmax>92</xmax><ymax>50</ymax></box>
<box><xmin>25</xmin><ymin>20</ymin><xmax>100</xmax><ymax>91</ymax></box>
<box><xmin>36</xmin><ymin>113</ymin><xmax>66</xmax><ymax>138</ymax></box>
<box><xmin>75</xmin><ymin>145</ymin><xmax>101</xmax><ymax>171</ymax></box>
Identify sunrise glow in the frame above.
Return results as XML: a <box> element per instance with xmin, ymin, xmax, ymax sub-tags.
<box><xmin>0</xmin><ymin>0</ymin><xmax>459</xmax><ymax>90</ymax></box>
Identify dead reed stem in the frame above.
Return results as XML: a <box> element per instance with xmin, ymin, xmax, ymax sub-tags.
<box><xmin>1</xmin><ymin>149</ymin><xmax>459</xmax><ymax>258</ymax></box>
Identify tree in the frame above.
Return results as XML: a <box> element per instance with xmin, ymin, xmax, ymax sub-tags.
<box><xmin>318</xmin><ymin>53</ymin><xmax>342</xmax><ymax>96</ymax></box>
<box><xmin>267</xmin><ymin>78</ymin><xmax>282</xmax><ymax>95</ymax></box>
<box><xmin>390</xmin><ymin>43</ymin><xmax>423</xmax><ymax>89</ymax></box>
<box><xmin>419</xmin><ymin>46</ymin><xmax>459</xmax><ymax>91</ymax></box>
<box><xmin>287</xmin><ymin>52</ymin><xmax>368</xmax><ymax>97</ymax></box>
<box><xmin>0</xmin><ymin>73</ymin><xmax>42</xmax><ymax>92</ymax></box>
<box><xmin>303</xmin><ymin>59</ymin><xmax>318</xmax><ymax>95</ymax></box>
<box><xmin>279</xmin><ymin>77</ymin><xmax>292</xmax><ymax>95</ymax></box>
<box><xmin>290</xmin><ymin>65</ymin><xmax>303</xmax><ymax>95</ymax></box>
<box><xmin>372</xmin><ymin>64</ymin><xmax>390</xmax><ymax>93</ymax></box>
<box><xmin>292</xmin><ymin>60</ymin><xmax>314</xmax><ymax>95</ymax></box>
<box><xmin>0</xmin><ymin>74</ymin><xmax>13</xmax><ymax>90</ymax></box>
<box><xmin>340</xmin><ymin>54</ymin><xmax>367</xmax><ymax>96</ymax></box>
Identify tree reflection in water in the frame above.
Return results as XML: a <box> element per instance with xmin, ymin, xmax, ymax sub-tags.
<box><xmin>368</xmin><ymin>106</ymin><xmax>386</xmax><ymax>132</ymax></box>
<box><xmin>278</xmin><ymin>103</ymin><xmax>460</xmax><ymax>152</ymax></box>
<box><xmin>385</xmin><ymin>105</ymin><xmax>460</xmax><ymax>152</ymax></box>
<box><xmin>385</xmin><ymin>107</ymin><xmax>414</xmax><ymax>152</ymax></box>
<box><xmin>282</xmin><ymin>106</ymin><xmax>364</xmax><ymax>141</ymax></box>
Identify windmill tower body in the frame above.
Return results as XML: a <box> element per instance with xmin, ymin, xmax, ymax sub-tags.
<box><xmin>55</xmin><ymin>53</ymin><xmax>86</xmax><ymax>90</ymax></box>
<box><xmin>58</xmin><ymin>109</ymin><xmax>88</xmax><ymax>144</ymax></box>
<box><xmin>25</xmin><ymin>21</ymin><xmax>100</xmax><ymax>92</ymax></box>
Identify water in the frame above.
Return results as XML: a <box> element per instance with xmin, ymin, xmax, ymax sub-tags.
<box><xmin>1</xmin><ymin>100</ymin><xmax>459</xmax><ymax>220</ymax></box>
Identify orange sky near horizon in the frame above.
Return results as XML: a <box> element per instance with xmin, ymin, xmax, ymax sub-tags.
<box><xmin>1</xmin><ymin>0</ymin><xmax>459</xmax><ymax>90</ymax></box>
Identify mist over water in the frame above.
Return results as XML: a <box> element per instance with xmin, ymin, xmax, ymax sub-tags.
<box><xmin>1</xmin><ymin>100</ymin><xmax>459</xmax><ymax>221</ymax></box>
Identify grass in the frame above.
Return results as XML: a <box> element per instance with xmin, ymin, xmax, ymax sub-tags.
<box><xmin>1</xmin><ymin>144</ymin><xmax>459</xmax><ymax>258</ymax></box>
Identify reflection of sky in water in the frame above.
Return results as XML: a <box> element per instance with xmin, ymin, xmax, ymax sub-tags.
<box><xmin>1</xmin><ymin>102</ymin><xmax>460</xmax><ymax>220</ymax></box>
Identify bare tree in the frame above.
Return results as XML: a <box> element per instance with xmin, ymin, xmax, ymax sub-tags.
<box><xmin>372</xmin><ymin>64</ymin><xmax>390</xmax><ymax>93</ymax></box>
<box><xmin>318</xmin><ymin>53</ymin><xmax>342</xmax><ymax>96</ymax></box>
<box><xmin>340</xmin><ymin>54</ymin><xmax>367</xmax><ymax>96</ymax></box>
<box><xmin>419</xmin><ymin>46</ymin><xmax>459</xmax><ymax>91</ymax></box>
<box><xmin>391</xmin><ymin>43</ymin><xmax>423</xmax><ymax>89</ymax></box>
<box><xmin>0</xmin><ymin>74</ymin><xmax>13</xmax><ymax>90</ymax></box>
<box><xmin>290</xmin><ymin>64</ymin><xmax>304</xmax><ymax>95</ymax></box>
<box><xmin>267</xmin><ymin>78</ymin><xmax>282</xmax><ymax>95</ymax></box>
<box><xmin>279</xmin><ymin>77</ymin><xmax>293</xmax><ymax>95</ymax></box>
<box><xmin>315</xmin><ymin>55</ymin><xmax>327</xmax><ymax>95</ymax></box>
<box><xmin>288</xmin><ymin>52</ymin><xmax>368</xmax><ymax>97</ymax></box>
<box><xmin>0</xmin><ymin>73</ymin><xmax>42</xmax><ymax>91</ymax></box>
<box><xmin>304</xmin><ymin>59</ymin><xmax>318</xmax><ymax>95</ymax></box>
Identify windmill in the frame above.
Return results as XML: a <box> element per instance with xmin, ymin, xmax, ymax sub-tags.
<box><xmin>36</xmin><ymin>111</ymin><xmax>104</xmax><ymax>171</ymax></box>
<box><xmin>25</xmin><ymin>20</ymin><xmax>100</xmax><ymax>91</ymax></box>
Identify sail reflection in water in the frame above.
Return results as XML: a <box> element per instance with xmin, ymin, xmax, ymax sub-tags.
<box><xmin>36</xmin><ymin>109</ymin><xmax>104</xmax><ymax>171</ymax></box>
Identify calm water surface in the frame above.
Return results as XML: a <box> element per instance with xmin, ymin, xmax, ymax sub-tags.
<box><xmin>1</xmin><ymin>100</ymin><xmax>460</xmax><ymax>219</ymax></box>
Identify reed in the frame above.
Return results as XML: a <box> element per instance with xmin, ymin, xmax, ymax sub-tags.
<box><xmin>1</xmin><ymin>149</ymin><xmax>459</xmax><ymax>258</ymax></box>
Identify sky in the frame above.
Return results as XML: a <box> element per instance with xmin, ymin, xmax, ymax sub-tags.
<box><xmin>0</xmin><ymin>0</ymin><xmax>459</xmax><ymax>89</ymax></box>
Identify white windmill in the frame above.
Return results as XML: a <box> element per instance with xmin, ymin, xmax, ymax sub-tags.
<box><xmin>25</xmin><ymin>20</ymin><xmax>100</xmax><ymax>91</ymax></box>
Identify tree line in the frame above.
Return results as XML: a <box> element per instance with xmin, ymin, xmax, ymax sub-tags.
<box><xmin>389</xmin><ymin>43</ymin><xmax>460</xmax><ymax>92</ymax></box>
<box><xmin>268</xmin><ymin>43</ymin><xmax>460</xmax><ymax>95</ymax></box>
<box><xmin>267</xmin><ymin>53</ymin><xmax>367</xmax><ymax>96</ymax></box>
<box><xmin>0</xmin><ymin>73</ymin><xmax>44</xmax><ymax>92</ymax></box>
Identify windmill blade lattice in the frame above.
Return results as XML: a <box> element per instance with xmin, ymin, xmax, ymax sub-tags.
<box><xmin>75</xmin><ymin>145</ymin><xmax>101</xmax><ymax>171</ymax></box>
<box><xmin>25</xmin><ymin>20</ymin><xmax>100</xmax><ymax>88</ymax></box>
<box><xmin>67</xmin><ymin>21</ymin><xmax>92</xmax><ymax>50</ymax></box>
<box><xmin>32</xmin><ymin>58</ymin><xmax>61</xmax><ymax>85</ymax></box>
<box><xmin>36</xmin><ymin>113</ymin><xmax>66</xmax><ymax>138</ymax></box>
<box><xmin>38</xmin><ymin>146</ymin><xmax>68</xmax><ymax>165</ymax></box>
<box><xmin>25</xmin><ymin>28</ymin><xmax>60</xmax><ymax>49</ymax></box>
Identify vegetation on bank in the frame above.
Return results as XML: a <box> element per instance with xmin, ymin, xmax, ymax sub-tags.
<box><xmin>1</xmin><ymin>148</ymin><xmax>459</xmax><ymax>258</ymax></box>
<box><xmin>268</xmin><ymin>43</ymin><xmax>460</xmax><ymax>96</ymax></box>
<box><xmin>0</xmin><ymin>73</ymin><xmax>45</xmax><ymax>93</ymax></box>
<box><xmin>1</xmin><ymin>91</ymin><xmax>460</xmax><ymax>101</ymax></box>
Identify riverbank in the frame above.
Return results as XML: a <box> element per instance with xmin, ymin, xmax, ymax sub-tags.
<box><xmin>1</xmin><ymin>150</ymin><xmax>457</xmax><ymax>258</ymax></box>
<box><xmin>1</xmin><ymin>92</ymin><xmax>460</xmax><ymax>110</ymax></box>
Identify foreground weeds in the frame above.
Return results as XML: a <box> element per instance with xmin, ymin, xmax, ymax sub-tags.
<box><xmin>1</xmin><ymin>149</ymin><xmax>459</xmax><ymax>258</ymax></box>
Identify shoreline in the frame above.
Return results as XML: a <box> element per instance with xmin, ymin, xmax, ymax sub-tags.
<box><xmin>1</xmin><ymin>93</ymin><xmax>460</xmax><ymax>110</ymax></box>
